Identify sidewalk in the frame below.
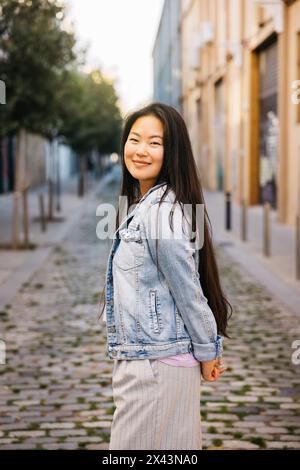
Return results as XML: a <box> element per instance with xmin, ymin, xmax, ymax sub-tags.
<box><xmin>0</xmin><ymin>171</ymin><xmax>97</xmax><ymax>246</ymax></box>
<box><xmin>0</xmin><ymin>168</ymin><xmax>117</xmax><ymax>310</ymax></box>
<box><xmin>204</xmin><ymin>190</ymin><xmax>300</xmax><ymax>316</ymax></box>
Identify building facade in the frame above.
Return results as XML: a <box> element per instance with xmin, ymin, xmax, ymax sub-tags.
<box><xmin>153</xmin><ymin>0</ymin><xmax>182</xmax><ymax>112</ymax></box>
<box><xmin>180</xmin><ymin>0</ymin><xmax>300</xmax><ymax>226</ymax></box>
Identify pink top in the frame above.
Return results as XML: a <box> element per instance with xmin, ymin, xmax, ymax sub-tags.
<box><xmin>158</xmin><ymin>353</ymin><xmax>200</xmax><ymax>367</ymax></box>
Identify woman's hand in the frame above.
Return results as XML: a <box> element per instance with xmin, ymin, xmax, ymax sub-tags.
<box><xmin>200</xmin><ymin>357</ymin><xmax>226</xmax><ymax>381</ymax></box>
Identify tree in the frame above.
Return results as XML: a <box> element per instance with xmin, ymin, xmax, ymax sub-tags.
<box><xmin>0</xmin><ymin>0</ymin><xmax>76</xmax><ymax>247</ymax></box>
<box><xmin>58</xmin><ymin>68</ymin><xmax>122</xmax><ymax>196</ymax></box>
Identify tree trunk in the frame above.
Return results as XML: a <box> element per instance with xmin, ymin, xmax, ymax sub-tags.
<box><xmin>22</xmin><ymin>186</ymin><xmax>29</xmax><ymax>248</ymax></box>
<box><xmin>11</xmin><ymin>129</ymin><xmax>32</xmax><ymax>249</ymax></box>
<box><xmin>22</xmin><ymin>132</ymin><xmax>30</xmax><ymax>247</ymax></box>
<box><xmin>48</xmin><ymin>140</ymin><xmax>54</xmax><ymax>220</ymax></box>
<box><xmin>11</xmin><ymin>130</ymin><xmax>23</xmax><ymax>249</ymax></box>
<box><xmin>78</xmin><ymin>154</ymin><xmax>86</xmax><ymax>197</ymax></box>
<box><xmin>55</xmin><ymin>140</ymin><xmax>61</xmax><ymax>212</ymax></box>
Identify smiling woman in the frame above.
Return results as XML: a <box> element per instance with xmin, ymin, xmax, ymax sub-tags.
<box><xmin>100</xmin><ymin>102</ymin><xmax>230</xmax><ymax>451</ymax></box>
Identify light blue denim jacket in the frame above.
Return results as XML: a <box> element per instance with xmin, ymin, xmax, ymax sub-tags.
<box><xmin>101</xmin><ymin>181</ymin><xmax>223</xmax><ymax>362</ymax></box>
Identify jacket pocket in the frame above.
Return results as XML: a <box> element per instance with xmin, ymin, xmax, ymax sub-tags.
<box><xmin>114</xmin><ymin>228</ymin><xmax>145</xmax><ymax>271</ymax></box>
<box><xmin>149</xmin><ymin>289</ymin><xmax>161</xmax><ymax>334</ymax></box>
<box><xmin>175</xmin><ymin>305</ymin><xmax>183</xmax><ymax>337</ymax></box>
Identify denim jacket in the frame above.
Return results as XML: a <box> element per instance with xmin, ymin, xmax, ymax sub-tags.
<box><xmin>101</xmin><ymin>181</ymin><xmax>223</xmax><ymax>362</ymax></box>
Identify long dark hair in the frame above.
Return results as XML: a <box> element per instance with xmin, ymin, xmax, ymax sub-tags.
<box><xmin>98</xmin><ymin>102</ymin><xmax>232</xmax><ymax>338</ymax></box>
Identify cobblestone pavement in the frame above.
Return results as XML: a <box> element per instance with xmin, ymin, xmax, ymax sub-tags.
<box><xmin>0</xmin><ymin>179</ymin><xmax>300</xmax><ymax>450</ymax></box>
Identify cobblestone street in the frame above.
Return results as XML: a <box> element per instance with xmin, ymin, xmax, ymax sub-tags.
<box><xmin>0</xmin><ymin>178</ymin><xmax>300</xmax><ymax>450</ymax></box>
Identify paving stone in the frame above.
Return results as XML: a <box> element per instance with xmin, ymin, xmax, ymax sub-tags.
<box><xmin>40</xmin><ymin>422</ymin><xmax>75</xmax><ymax>429</ymax></box>
<box><xmin>49</xmin><ymin>429</ymin><xmax>87</xmax><ymax>437</ymax></box>
<box><xmin>82</xmin><ymin>421</ymin><xmax>111</xmax><ymax>428</ymax></box>
<box><xmin>0</xmin><ymin>444</ymin><xmax>40</xmax><ymax>450</ymax></box>
<box><xmin>85</xmin><ymin>443</ymin><xmax>109</xmax><ymax>450</ymax></box>
<box><xmin>221</xmin><ymin>440</ymin><xmax>260</xmax><ymax>450</ymax></box>
<box><xmin>9</xmin><ymin>431</ymin><xmax>46</xmax><ymax>438</ymax></box>
<box><xmin>0</xmin><ymin>423</ymin><xmax>29</xmax><ymax>431</ymax></box>
<box><xmin>280</xmin><ymin>404</ymin><xmax>300</xmax><ymax>409</ymax></box>
<box><xmin>206</xmin><ymin>414</ymin><xmax>239</xmax><ymax>421</ymax></box>
<box><xmin>254</xmin><ymin>426</ymin><xmax>288</xmax><ymax>434</ymax></box>
<box><xmin>279</xmin><ymin>435</ymin><xmax>300</xmax><ymax>441</ymax></box>
<box><xmin>266</xmin><ymin>442</ymin><xmax>300</xmax><ymax>449</ymax></box>
<box><xmin>42</xmin><ymin>443</ymin><xmax>79</xmax><ymax>450</ymax></box>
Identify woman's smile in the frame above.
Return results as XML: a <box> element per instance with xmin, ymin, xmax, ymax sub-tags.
<box><xmin>132</xmin><ymin>159</ymin><xmax>151</xmax><ymax>167</ymax></box>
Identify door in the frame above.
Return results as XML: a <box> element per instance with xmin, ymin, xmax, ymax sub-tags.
<box><xmin>258</xmin><ymin>38</ymin><xmax>279</xmax><ymax>209</ymax></box>
<box><xmin>215</xmin><ymin>79</ymin><xmax>225</xmax><ymax>191</ymax></box>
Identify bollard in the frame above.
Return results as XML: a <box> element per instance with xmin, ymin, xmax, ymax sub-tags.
<box><xmin>296</xmin><ymin>213</ymin><xmax>300</xmax><ymax>281</ymax></box>
<box><xmin>225</xmin><ymin>192</ymin><xmax>232</xmax><ymax>231</ymax></box>
<box><xmin>263</xmin><ymin>202</ymin><xmax>271</xmax><ymax>257</ymax></box>
<box><xmin>48</xmin><ymin>179</ymin><xmax>53</xmax><ymax>220</ymax></box>
<box><xmin>22</xmin><ymin>187</ymin><xmax>29</xmax><ymax>248</ymax></box>
<box><xmin>241</xmin><ymin>198</ymin><xmax>247</xmax><ymax>241</ymax></box>
<box><xmin>39</xmin><ymin>193</ymin><xmax>47</xmax><ymax>232</ymax></box>
<box><xmin>56</xmin><ymin>160</ymin><xmax>61</xmax><ymax>212</ymax></box>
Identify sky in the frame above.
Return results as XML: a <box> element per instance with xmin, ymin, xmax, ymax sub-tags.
<box><xmin>65</xmin><ymin>0</ymin><xmax>164</xmax><ymax>116</ymax></box>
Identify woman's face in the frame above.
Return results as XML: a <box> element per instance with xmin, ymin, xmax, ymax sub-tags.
<box><xmin>124</xmin><ymin>115</ymin><xmax>164</xmax><ymax>195</ymax></box>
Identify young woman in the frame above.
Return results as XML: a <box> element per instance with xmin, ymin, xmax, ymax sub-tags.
<box><xmin>99</xmin><ymin>102</ymin><xmax>231</xmax><ymax>450</ymax></box>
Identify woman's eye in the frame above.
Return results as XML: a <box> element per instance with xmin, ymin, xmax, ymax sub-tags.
<box><xmin>151</xmin><ymin>142</ymin><xmax>160</xmax><ymax>145</ymax></box>
<box><xmin>130</xmin><ymin>139</ymin><xmax>138</xmax><ymax>142</ymax></box>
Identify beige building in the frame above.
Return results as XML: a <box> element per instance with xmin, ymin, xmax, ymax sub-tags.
<box><xmin>181</xmin><ymin>0</ymin><xmax>300</xmax><ymax>226</ymax></box>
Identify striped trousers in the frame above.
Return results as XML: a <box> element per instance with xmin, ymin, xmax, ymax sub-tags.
<box><xmin>109</xmin><ymin>358</ymin><xmax>202</xmax><ymax>450</ymax></box>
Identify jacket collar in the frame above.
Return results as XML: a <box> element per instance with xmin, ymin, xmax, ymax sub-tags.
<box><xmin>137</xmin><ymin>180</ymin><xmax>168</xmax><ymax>205</ymax></box>
<box><xmin>113</xmin><ymin>181</ymin><xmax>168</xmax><ymax>238</ymax></box>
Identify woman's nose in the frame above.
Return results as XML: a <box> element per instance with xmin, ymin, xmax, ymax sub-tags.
<box><xmin>136</xmin><ymin>142</ymin><xmax>148</xmax><ymax>155</ymax></box>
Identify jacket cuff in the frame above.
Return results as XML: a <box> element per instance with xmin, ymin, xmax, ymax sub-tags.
<box><xmin>192</xmin><ymin>335</ymin><xmax>223</xmax><ymax>361</ymax></box>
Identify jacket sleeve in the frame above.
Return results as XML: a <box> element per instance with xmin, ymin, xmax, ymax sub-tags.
<box><xmin>140</xmin><ymin>200</ymin><xmax>223</xmax><ymax>362</ymax></box>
